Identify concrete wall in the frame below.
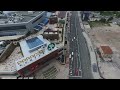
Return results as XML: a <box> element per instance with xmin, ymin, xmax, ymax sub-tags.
<box><xmin>0</xmin><ymin>42</ymin><xmax>16</xmax><ymax>62</ymax></box>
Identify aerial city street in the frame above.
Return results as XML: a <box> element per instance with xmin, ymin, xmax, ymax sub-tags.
<box><xmin>0</xmin><ymin>11</ymin><xmax>120</xmax><ymax>79</ymax></box>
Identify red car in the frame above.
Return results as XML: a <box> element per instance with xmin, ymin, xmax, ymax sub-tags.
<box><xmin>75</xmin><ymin>68</ymin><xmax>79</xmax><ymax>76</ymax></box>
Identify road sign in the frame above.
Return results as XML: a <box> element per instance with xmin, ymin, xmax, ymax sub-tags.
<box><xmin>47</xmin><ymin>43</ymin><xmax>55</xmax><ymax>51</ymax></box>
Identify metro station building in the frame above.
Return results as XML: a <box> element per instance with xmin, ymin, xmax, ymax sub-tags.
<box><xmin>0</xmin><ymin>11</ymin><xmax>47</xmax><ymax>37</ymax></box>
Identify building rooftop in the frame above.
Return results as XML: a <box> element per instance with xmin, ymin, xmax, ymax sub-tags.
<box><xmin>100</xmin><ymin>46</ymin><xmax>113</xmax><ymax>54</ymax></box>
<box><xmin>26</xmin><ymin>37</ymin><xmax>44</xmax><ymax>49</ymax></box>
<box><xmin>16</xmin><ymin>11</ymin><xmax>42</xmax><ymax>22</ymax></box>
<box><xmin>0</xmin><ymin>46</ymin><xmax>23</xmax><ymax>72</ymax></box>
<box><xmin>15</xmin><ymin>35</ymin><xmax>58</xmax><ymax>71</ymax></box>
<box><xmin>0</xmin><ymin>16</ymin><xmax>64</xmax><ymax>75</ymax></box>
<box><xmin>0</xmin><ymin>11</ymin><xmax>43</xmax><ymax>24</ymax></box>
<box><xmin>58</xmin><ymin>11</ymin><xmax>67</xmax><ymax>19</ymax></box>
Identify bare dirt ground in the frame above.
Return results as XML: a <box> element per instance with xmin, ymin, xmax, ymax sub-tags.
<box><xmin>85</xmin><ymin>23</ymin><xmax>120</xmax><ymax>79</ymax></box>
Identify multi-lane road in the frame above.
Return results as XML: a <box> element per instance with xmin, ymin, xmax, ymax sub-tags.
<box><xmin>68</xmin><ymin>11</ymin><xmax>93</xmax><ymax>79</ymax></box>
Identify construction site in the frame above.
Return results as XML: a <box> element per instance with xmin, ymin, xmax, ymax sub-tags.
<box><xmin>84</xmin><ymin>23</ymin><xmax>120</xmax><ymax>79</ymax></box>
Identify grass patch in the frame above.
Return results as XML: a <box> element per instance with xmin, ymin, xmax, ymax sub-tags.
<box><xmin>99</xmin><ymin>11</ymin><xmax>120</xmax><ymax>18</ymax></box>
<box><xmin>89</xmin><ymin>21</ymin><xmax>110</xmax><ymax>27</ymax></box>
<box><xmin>17</xmin><ymin>51</ymin><xmax>22</xmax><ymax>54</ymax></box>
<box><xmin>100</xmin><ymin>11</ymin><xmax>115</xmax><ymax>16</ymax></box>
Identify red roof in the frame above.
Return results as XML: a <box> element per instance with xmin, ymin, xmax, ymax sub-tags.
<box><xmin>100</xmin><ymin>46</ymin><xmax>113</xmax><ymax>54</ymax></box>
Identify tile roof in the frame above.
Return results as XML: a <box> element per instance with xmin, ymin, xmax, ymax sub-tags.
<box><xmin>100</xmin><ymin>46</ymin><xmax>113</xmax><ymax>54</ymax></box>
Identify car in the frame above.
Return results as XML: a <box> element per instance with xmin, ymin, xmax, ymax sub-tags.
<box><xmin>72</xmin><ymin>52</ymin><xmax>73</xmax><ymax>55</ymax></box>
<box><xmin>70</xmin><ymin>70</ymin><xmax>72</xmax><ymax>74</ymax></box>
<box><xmin>71</xmin><ymin>57</ymin><xmax>73</xmax><ymax>61</ymax></box>
<box><xmin>69</xmin><ymin>54</ymin><xmax>71</xmax><ymax>59</ymax></box>
<box><xmin>75</xmin><ymin>69</ymin><xmax>79</xmax><ymax>76</ymax></box>
<box><xmin>74</xmin><ymin>37</ymin><xmax>75</xmax><ymax>39</ymax></box>
<box><xmin>72</xmin><ymin>39</ymin><xmax>73</xmax><ymax>41</ymax></box>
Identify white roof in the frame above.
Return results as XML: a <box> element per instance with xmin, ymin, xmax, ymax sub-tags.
<box><xmin>3</xmin><ymin>11</ymin><xmax>17</xmax><ymax>15</ymax></box>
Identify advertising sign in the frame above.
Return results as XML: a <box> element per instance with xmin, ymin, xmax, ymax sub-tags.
<box><xmin>16</xmin><ymin>49</ymin><xmax>44</xmax><ymax>70</ymax></box>
<box><xmin>47</xmin><ymin>43</ymin><xmax>55</xmax><ymax>51</ymax></box>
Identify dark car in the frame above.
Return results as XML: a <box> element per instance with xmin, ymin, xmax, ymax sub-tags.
<box><xmin>92</xmin><ymin>63</ymin><xmax>98</xmax><ymax>72</ymax></box>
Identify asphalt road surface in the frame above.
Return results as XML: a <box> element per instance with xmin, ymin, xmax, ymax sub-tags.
<box><xmin>68</xmin><ymin>11</ymin><xmax>93</xmax><ymax>79</ymax></box>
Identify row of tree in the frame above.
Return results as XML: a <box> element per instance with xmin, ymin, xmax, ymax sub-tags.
<box><xmin>94</xmin><ymin>17</ymin><xmax>113</xmax><ymax>23</ymax></box>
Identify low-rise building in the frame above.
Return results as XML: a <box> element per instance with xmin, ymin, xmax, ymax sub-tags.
<box><xmin>99</xmin><ymin>46</ymin><xmax>113</xmax><ymax>61</ymax></box>
<box><xmin>49</xmin><ymin>16</ymin><xmax>58</xmax><ymax>24</ymax></box>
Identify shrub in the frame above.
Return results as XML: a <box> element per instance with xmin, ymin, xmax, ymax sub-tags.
<box><xmin>99</xmin><ymin>18</ymin><xmax>107</xmax><ymax>23</ymax></box>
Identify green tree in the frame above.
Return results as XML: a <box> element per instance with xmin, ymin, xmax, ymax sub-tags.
<box><xmin>107</xmin><ymin>17</ymin><xmax>113</xmax><ymax>22</ymax></box>
<box><xmin>99</xmin><ymin>18</ymin><xmax>106</xmax><ymax>23</ymax></box>
<box><xmin>116</xmin><ymin>14</ymin><xmax>120</xmax><ymax>18</ymax></box>
<box><xmin>59</xmin><ymin>20</ymin><xmax>65</xmax><ymax>24</ymax></box>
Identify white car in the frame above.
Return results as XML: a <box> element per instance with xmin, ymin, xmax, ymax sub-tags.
<box><xmin>72</xmin><ymin>52</ymin><xmax>73</xmax><ymax>55</ymax></box>
<box><xmin>74</xmin><ymin>37</ymin><xmax>75</xmax><ymax>39</ymax></box>
<box><xmin>70</xmin><ymin>71</ymin><xmax>72</xmax><ymax>74</ymax></box>
<box><xmin>69</xmin><ymin>54</ymin><xmax>71</xmax><ymax>59</ymax></box>
<box><xmin>71</xmin><ymin>57</ymin><xmax>73</xmax><ymax>61</ymax></box>
<box><xmin>72</xmin><ymin>39</ymin><xmax>73</xmax><ymax>41</ymax></box>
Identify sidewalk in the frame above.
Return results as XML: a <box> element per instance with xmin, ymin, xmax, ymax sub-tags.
<box><xmin>82</xmin><ymin>32</ymin><xmax>101</xmax><ymax>79</ymax></box>
<box><xmin>62</xmin><ymin>11</ymin><xmax>69</xmax><ymax>64</ymax></box>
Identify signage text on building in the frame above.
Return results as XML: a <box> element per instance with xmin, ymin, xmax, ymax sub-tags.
<box><xmin>17</xmin><ymin>49</ymin><xmax>44</xmax><ymax>68</ymax></box>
